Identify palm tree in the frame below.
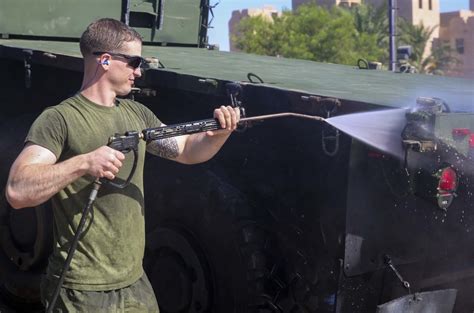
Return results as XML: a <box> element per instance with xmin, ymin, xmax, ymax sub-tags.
<box><xmin>349</xmin><ymin>3</ymin><xmax>389</xmax><ymax>65</ymax></box>
<box><xmin>352</xmin><ymin>2</ymin><xmax>388</xmax><ymax>46</ymax></box>
<box><xmin>398</xmin><ymin>20</ymin><xmax>458</xmax><ymax>75</ymax></box>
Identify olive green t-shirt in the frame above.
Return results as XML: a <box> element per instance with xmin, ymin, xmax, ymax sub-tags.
<box><xmin>26</xmin><ymin>93</ymin><xmax>161</xmax><ymax>291</ymax></box>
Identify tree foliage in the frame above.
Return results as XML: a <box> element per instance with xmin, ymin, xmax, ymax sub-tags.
<box><xmin>233</xmin><ymin>3</ymin><xmax>458</xmax><ymax>75</ymax></box>
<box><xmin>351</xmin><ymin>2</ymin><xmax>389</xmax><ymax>63</ymax></box>
<box><xmin>233</xmin><ymin>4</ymin><xmax>386</xmax><ymax>66</ymax></box>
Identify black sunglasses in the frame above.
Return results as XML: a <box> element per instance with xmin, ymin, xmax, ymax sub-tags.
<box><xmin>93</xmin><ymin>51</ymin><xmax>145</xmax><ymax>69</ymax></box>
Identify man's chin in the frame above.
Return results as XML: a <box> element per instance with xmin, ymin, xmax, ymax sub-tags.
<box><xmin>116</xmin><ymin>88</ymin><xmax>132</xmax><ymax>97</ymax></box>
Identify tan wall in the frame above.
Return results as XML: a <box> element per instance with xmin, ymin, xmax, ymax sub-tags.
<box><xmin>293</xmin><ymin>0</ymin><xmax>360</xmax><ymax>10</ymax></box>
<box><xmin>304</xmin><ymin>0</ymin><xmax>440</xmax><ymax>57</ymax></box>
<box><xmin>364</xmin><ymin>0</ymin><xmax>413</xmax><ymax>22</ymax></box>
<box><xmin>367</xmin><ymin>0</ymin><xmax>440</xmax><ymax>56</ymax></box>
<box><xmin>228</xmin><ymin>10</ymin><xmax>246</xmax><ymax>52</ymax></box>
<box><xmin>439</xmin><ymin>11</ymin><xmax>474</xmax><ymax>79</ymax></box>
<box><xmin>229</xmin><ymin>6</ymin><xmax>280</xmax><ymax>52</ymax></box>
<box><xmin>413</xmin><ymin>0</ymin><xmax>440</xmax><ymax>56</ymax></box>
<box><xmin>338</xmin><ymin>0</ymin><xmax>362</xmax><ymax>8</ymax></box>
<box><xmin>411</xmin><ymin>0</ymin><xmax>440</xmax><ymax>29</ymax></box>
<box><xmin>313</xmin><ymin>0</ymin><xmax>334</xmax><ymax>8</ymax></box>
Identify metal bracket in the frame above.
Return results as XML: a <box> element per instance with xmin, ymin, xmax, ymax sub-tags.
<box><xmin>247</xmin><ymin>72</ymin><xmax>264</xmax><ymax>84</ymax></box>
<box><xmin>384</xmin><ymin>255</ymin><xmax>412</xmax><ymax>295</ymax></box>
<box><xmin>23</xmin><ymin>49</ymin><xmax>33</xmax><ymax>89</ymax></box>
<box><xmin>321</xmin><ymin>98</ymin><xmax>341</xmax><ymax>157</ymax></box>
<box><xmin>123</xmin><ymin>0</ymin><xmax>131</xmax><ymax>25</ymax></box>
<box><xmin>198</xmin><ymin>78</ymin><xmax>218</xmax><ymax>87</ymax></box>
<box><xmin>226</xmin><ymin>83</ymin><xmax>247</xmax><ymax>132</ymax></box>
<box><xmin>402</xmin><ymin>140</ymin><xmax>437</xmax><ymax>153</ymax></box>
<box><xmin>300</xmin><ymin>95</ymin><xmax>341</xmax><ymax>156</ymax></box>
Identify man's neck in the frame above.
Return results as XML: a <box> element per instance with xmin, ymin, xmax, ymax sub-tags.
<box><xmin>80</xmin><ymin>84</ymin><xmax>117</xmax><ymax>107</ymax></box>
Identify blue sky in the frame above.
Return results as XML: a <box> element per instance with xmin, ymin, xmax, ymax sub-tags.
<box><xmin>207</xmin><ymin>0</ymin><xmax>470</xmax><ymax>51</ymax></box>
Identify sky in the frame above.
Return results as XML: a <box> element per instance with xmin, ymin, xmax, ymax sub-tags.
<box><xmin>207</xmin><ymin>0</ymin><xmax>470</xmax><ymax>52</ymax></box>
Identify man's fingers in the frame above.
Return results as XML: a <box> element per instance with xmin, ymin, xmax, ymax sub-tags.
<box><xmin>115</xmin><ymin>151</ymin><xmax>125</xmax><ymax>160</ymax></box>
<box><xmin>109</xmin><ymin>154</ymin><xmax>123</xmax><ymax>169</ymax></box>
<box><xmin>215</xmin><ymin>105</ymin><xmax>239</xmax><ymax>130</ymax></box>
<box><xmin>231</xmin><ymin>106</ymin><xmax>240</xmax><ymax>130</ymax></box>
<box><xmin>221</xmin><ymin>105</ymin><xmax>232</xmax><ymax>130</ymax></box>
<box><xmin>107</xmin><ymin>163</ymin><xmax>120</xmax><ymax>175</ymax></box>
<box><xmin>100</xmin><ymin>170</ymin><xmax>115</xmax><ymax>180</ymax></box>
<box><xmin>114</xmin><ymin>159</ymin><xmax>123</xmax><ymax>168</ymax></box>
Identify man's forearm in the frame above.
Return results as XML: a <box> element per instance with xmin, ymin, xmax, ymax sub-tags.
<box><xmin>147</xmin><ymin>131</ymin><xmax>231</xmax><ymax>164</ymax></box>
<box><xmin>6</xmin><ymin>155</ymin><xmax>88</xmax><ymax>209</ymax></box>
<box><xmin>179</xmin><ymin>132</ymin><xmax>231</xmax><ymax>164</ymax></box>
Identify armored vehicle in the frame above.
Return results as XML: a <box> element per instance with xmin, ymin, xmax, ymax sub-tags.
<box><xmin>1</xmin><ymin>1</ymin><xmax>474</xmax><ymax>312</ymax></box>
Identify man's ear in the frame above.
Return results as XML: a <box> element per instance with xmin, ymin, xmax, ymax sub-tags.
<box><xmin>98</xmin><ymin>55</ymin><xmax>110</xmax><ymax>66</ymax></box>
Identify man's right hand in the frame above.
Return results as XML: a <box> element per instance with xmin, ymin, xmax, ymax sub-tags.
<box><xmin>85</xmin><ymin>146</ymin><xmax>125</xmax><ymax>180</ymax></box>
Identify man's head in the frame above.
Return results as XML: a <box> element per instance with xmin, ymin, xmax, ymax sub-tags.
<box><xmin>80</xmin><ymin>18</ymin><xmax>144</xmax><ymax>96</ymax></box>
<box><xmin>80</xmin><ymin>18</ymin><xmax>142</xmax><ymax>58</ymax></box>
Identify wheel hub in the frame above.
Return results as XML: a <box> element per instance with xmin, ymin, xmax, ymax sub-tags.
<box><xmin>145</xmin><ymin>227</ymin><xmax>211</xmax><ymax>313</ymax></box>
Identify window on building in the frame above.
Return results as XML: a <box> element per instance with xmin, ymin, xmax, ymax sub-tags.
<box><xmin>456</xmin><ymin>38</ymin><xmax>465</xmax><ymax>54</ymax></box>
<box><xmin>429</xmin><ymin>0</ymin><xmax>432</xmax><ymax>10</ymax></box>
<box><xmin>419</xmin><ymin>0</ymin><xmax>423</xmax><ymax>9</ymax></box>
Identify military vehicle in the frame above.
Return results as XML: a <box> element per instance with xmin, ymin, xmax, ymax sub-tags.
<box><xmin>1</xmin><ymin>1</ymin><xmax>473</xmax><ymax>312</ymax></box>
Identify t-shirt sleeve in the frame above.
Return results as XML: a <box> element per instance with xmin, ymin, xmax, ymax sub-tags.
<box><xmin>25</xmin><ymin>108</ymin><xmax>67</xmax><ymax>159</ymax></box>
<box><xmin>137</xmin><ymin>102</ymin><xmax>162</xmax><ymax>129</ymax></box>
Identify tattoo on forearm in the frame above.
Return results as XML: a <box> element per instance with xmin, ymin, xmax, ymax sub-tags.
<box><xmin>147</xmin><ymin>138</ymin><xmax>179</xmax><ymax>159</ymax></box>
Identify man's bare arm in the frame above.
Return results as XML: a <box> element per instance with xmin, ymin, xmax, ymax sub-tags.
<box><xmin>146</xmin><ymin>106</ymin><xmax>240</xmax><ymax>164</ymax></box>
<box><xmin>146</xmin><ymin>132</ymin><xmax>231</xmax><ymax>164</ymax></box>
<box><xmin>147</xmin><ymin>137</ymin><xmax>180</xmax><ymax>160</ymax></box>
<box><xmin>6</xmin><ymin>143</ymin><xmax>125</xmax><ymax>209</ymax></box>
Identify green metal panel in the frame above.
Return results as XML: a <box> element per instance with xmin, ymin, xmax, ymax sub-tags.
<box><xmin>0</xmin><ymin>0</ymin><xmax>121</xmax><ymax>38</ymax></box>
<box><xmin>131</xmin><ymin>0</ymin><xmax>203</xmax><ymax>44</ymax></box>
<box><xmin>435</xmin><ymin>113</ymin><xmax>474</xmax><ymax>156</ymax></box>
<box><xmin>0</xmin><ymin>0</ymin><xmax>204</xmax><ymax>45</ymax></box>
<box><xmin>0</xmin><ymin>39</ymin><xmax>472</xmax><ymax>112</ymax></box>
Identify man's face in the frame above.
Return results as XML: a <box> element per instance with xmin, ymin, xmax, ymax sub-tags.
<box><xmin>106</xmin><ymin>39</ymin><xmax>143</xmax><ymax>96</ymax></box>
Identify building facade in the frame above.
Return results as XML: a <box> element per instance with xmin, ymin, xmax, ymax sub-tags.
<box><xmin>365</xmin><ymin>0</ymin><xmax>440</xmax><ymax>27</ymax></box>
<box><xmin>228</xmin><ymin>5</ymin><xmax>280</xmax><ymax>52</ymax></box>
<box><xmin>439</xmin><ymin>8</ymin><xmax>474</xmax><ymax>79</ymax></box>
<box><xmin>293</xmin><ymin>0</ymin><xmax>361</xmax><ymax>9</ymax></box>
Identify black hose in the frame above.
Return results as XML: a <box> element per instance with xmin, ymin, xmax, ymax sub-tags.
<box><xmin>46</xmin><ymin>181</ymin><xmax>102</xmax><ymax>313</ymax></box>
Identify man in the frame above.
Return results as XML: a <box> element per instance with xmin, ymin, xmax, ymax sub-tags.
<box><xmin>5</xmin><ymin>18</ymin><xmax>240</xmax><ymax>312</ymax></box>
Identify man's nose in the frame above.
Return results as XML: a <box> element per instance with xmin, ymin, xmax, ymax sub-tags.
<box><xmin>134</xmin><ymin>67</ymin><xmax>142</xmax><ymax>78</ymax></box>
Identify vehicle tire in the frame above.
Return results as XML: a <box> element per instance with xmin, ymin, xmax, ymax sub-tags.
<box><xmin>142</xmin><ymin>161</ymin><xmax>335</xmax><ymax>313</ymax></box>
<box><xmin>143</xmin><ymin>162</ymin><xmax>272</xmax><ymax>313</ymax></box>
<box><xmin>0</xmin><ymin>190</ymin><xmax>52</xmax><ymax>312</ymax></box>
<box><xmin>0</xmin><ymin>114</ymin><xmax>52</xmax><ymax>312</ymax></box>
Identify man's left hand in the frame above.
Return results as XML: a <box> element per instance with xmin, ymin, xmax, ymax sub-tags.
<box><xmin>207</xmin><ymin>106</ymin><xmax>241</xmax><ymax>136</ymax></box>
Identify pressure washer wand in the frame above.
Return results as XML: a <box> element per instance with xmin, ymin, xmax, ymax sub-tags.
<box><xmin>141</xmin><ymin>113</ymin><xmax>326</xmax><ymax>141</ymax></box>
<box><xmin>47</xmin><ymin>112</ymin><xmax>324</xmax><ymax>312</ymax></box>
<box><xmin>242</xmin><ymin>112</ymin><xmax>326</xmax><ymax>122</ymax></box>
